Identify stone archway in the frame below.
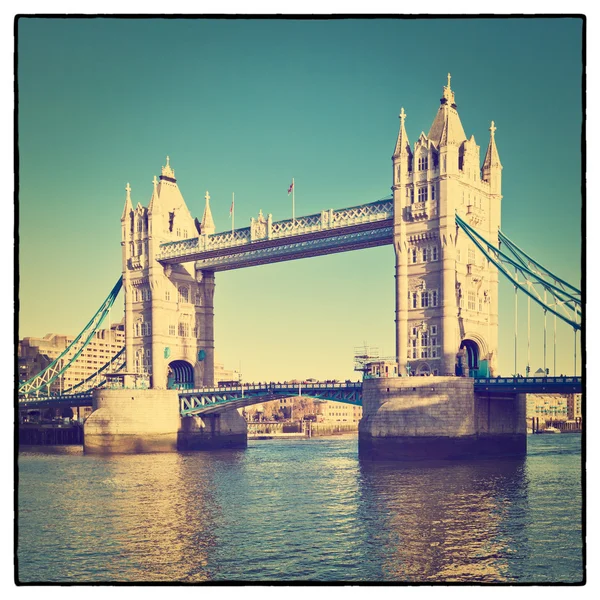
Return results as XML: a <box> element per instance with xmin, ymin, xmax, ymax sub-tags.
<box><xmin>417</xmin><ymin>363</ymin><xmax>431</xmax><ymax>376</ymax></box>
<box><xmin>167</xmin><ymin>360</ymin><xmax>194</xmax><ymax>390</ymax></box>
<box><xmin>459</xmin><ymin>339</ymin><xmax>479</xmax><ymax>377</ymax></box>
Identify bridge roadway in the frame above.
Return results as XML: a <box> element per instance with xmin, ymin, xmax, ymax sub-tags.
<box><xmin>18</xmin><ymin>377</ymin><xmax>582</xmax><ymax>414</ymax></box>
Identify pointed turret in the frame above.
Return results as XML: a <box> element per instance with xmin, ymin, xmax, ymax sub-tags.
<box><xmin>200</xmin><ymin>191</ymin><xmax>215</xmax><ymax>235</ymax></box>
<box><xmin>121</xmin><ymin>182</ymin><xmax>133</xmax><ymax>221</ymax></box>
<box><xmin>482</xmin><ymin>120</ymin><xmax>502</xmax><ymax>172</ymax></box>
<box><xmin>427</xmin><ymin>73</ymin><xmax>467</xmax><ymax>147</ymax></box>
<box><xmin>393</xmin><ymin>107</ymin><xmax>411</xmax><ymax>157</ymax></box>
<box><xmin>148</xmin><ymin>175</ymin><xmax>160</xmax><ymax>213</ymax></box>
<box><xmin>482</xmin><ymin>121</ymin><xmax>502</xmax><ymax>195</ymax></box>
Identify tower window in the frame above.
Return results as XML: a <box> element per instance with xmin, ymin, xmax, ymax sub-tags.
<box><xmin>169</xmin><ymin>325</ymin><xmax>176</xmax><ymax>336</ymax></box>
<box><xmin>468</xmin><ymin>248</ymin><xmax>476</xmax><ymax>264</ymax></box>
<box><xmin>431</xmin><ymin>185</ymin><xmax>436</xmax><ymax>201</ymax></box>
<box><xmin>418</xmin><ymin>187</ymin><xmax>427</xmax><ymax>202</ymax></box>
<box><xmin>412</xmin><ymin>248</ymin><xmax>418</xmax><ymax>263</ymax></box>
<box><xmin>430</xmin><ymin>290</ymin><xmax>438</xmax><ymax>307</ymax></box>
<box><xmin>165</xmin><ymin>290</ymin><xmax>171</xmax><ymax>301</ymax></box>
<box><xmin>412</xmin><ymin>293</ymin><xmax>418</xmax><ymax>309</ymax></box>
<box><xmin>410</xmin><ymin>188</ymin><xmax>415</xmax><ymax>204</ymax></box>
<box><xmin>431</xmin><ymin>325</ymin><xmax>437</xmax><ymax>335</ymax></box>
<box><xmin>178</xmin><ymin>322</ymin><xmax>190</xmax><ymax>337</ymax></box>
<box><xmin>421</xmin><ymin>292</ymin><xmax>429</xmax><ymax>308</ymax></box>
<box><xmin>468</xmin><ymin>291</ymin><xmax>476</xmax><ymax>311</ymax></box>
<box><xmin>432</xmin><ymin>247</ymin><xmax>438</xmax><ymax>261</ymax></box>
<box><xmin>178</xmin><ymin>286</ymin><xmax>189</xmax><ymax>303</ymax></box>
<box><xmin>422</xmin><ymin>248</ymin><xmax>428</xmax><ymax>262</ymax></box>
<box><xmin>479</xmin><ymin>297</ymin><xmax>483</xmax><ymax>312</ymax></box>
<box><xmin>418</xmin><ymin>156</ymin><xmax>429</xmax><ymax>171</ymax></box>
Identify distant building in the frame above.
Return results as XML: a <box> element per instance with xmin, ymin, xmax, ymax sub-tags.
<box><xmin>214</xmin><ymin>360</ymin><xmax>239</xmax><ymax>385</ymax></box>
<box><xmin>526</xmin><ymin>394</ymin><xmax>570</xmax><ymax>422</ymax></box>
<box><xmin>316</xmin><ymin>401</ymin><xmax>362</xmax><ymax>424</ymax></box>
<box><xmin>19</xmin><ymin>323</ymin><xmax>125</xmax><ymax>393</ymax></box>
<box><xmin>566</xmin><ymin>393</ymin><xmax>582</xmax><ymax>420</ymax></box>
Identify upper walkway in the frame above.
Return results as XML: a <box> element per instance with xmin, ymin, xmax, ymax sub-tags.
<box><xmin>157</xmin><ymin>199</ymin><xmax>394</xmax><ymax>270</ymax></box>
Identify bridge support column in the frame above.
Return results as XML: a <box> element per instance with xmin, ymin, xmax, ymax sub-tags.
<box><xmin>178</xmin><ymin>410</ymin><xmax>247</xmax><ymax>450</ymax></box>
<box><xmin>84</xmin><ymin>389</ymin><xmax>247</xmax><ymax>453</ymax></box>
<box><xmin>359</xmin><ymin>377</ymin><xmax>526</xmax><ymax>460</ymax></box>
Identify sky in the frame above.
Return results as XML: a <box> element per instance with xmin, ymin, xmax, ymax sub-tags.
<box><xmin>16</xmin><ymin>16</ymin><xmax>583</xmax><ymax>382</ymax></box>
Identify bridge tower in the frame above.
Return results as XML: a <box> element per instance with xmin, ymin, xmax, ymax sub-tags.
<box><xmin>392</xmin><ymin>75</ymin><xmax>502</xmax><ymax>378</ymax></box>
<box><xmin>120</xmin><ymin>158</ymin><xmax>216</xmax><ymax>390</ymax></box>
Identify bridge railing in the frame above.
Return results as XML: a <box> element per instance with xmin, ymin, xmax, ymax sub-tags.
<box><xmin>474</xmin><ymin>376</ymin><xmax>581</xmax><ymax>385</ymax></box>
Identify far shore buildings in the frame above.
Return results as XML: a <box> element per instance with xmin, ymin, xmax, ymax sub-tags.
<box><xmin>526</xmin><ymin>393</ymin><xmax>582</xmax><ymax>424</ymax></box>
<box><xmin>19</xmin><ymin>321</ymin><xmax>237</xmax><ymax>394</ymax></box>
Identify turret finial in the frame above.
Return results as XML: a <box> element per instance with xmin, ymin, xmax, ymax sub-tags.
<box><xmin>125</xmin><ymin>182</ymin><xmax>131</xmax><ymax>199</ymax></box>
<box><xmin>399</xmin><ymin>107</ymin><xmax>406</xmax><ymax>123</ymax></box>
<box><xmin>205</xmin><ymin>190</ymin><xmax>210</xmax><ymax>203</ymax></box>
<box><xmin>152</xmin><ymin>175</ymin><xmax>158</xmax><ymax>189</ymax></box>
<box><xmin>443</xmin><ymin>73</ymin><xmax>455</xmax><ymax>105</ymax></box>
<box><xmin>490</xmin><ymin>120</ymin><xmax>497</xmax><ymax>137</ymax></box>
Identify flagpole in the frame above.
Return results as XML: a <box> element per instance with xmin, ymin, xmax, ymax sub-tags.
<box><xmin>232</xmin><ymin>192</ymin><xmax>235</xmax><ymax>234</ymax></box>
<box><xmin>292</xmin><ymin>177</ymin><xmax>295</xmax><ymax>224</ymax></box>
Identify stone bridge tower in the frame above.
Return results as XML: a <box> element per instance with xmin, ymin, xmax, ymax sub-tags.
<box><xmin>392</xmin><ymin>75</ymin><xmax>502</xmax><ymax>377</ymax></box>
<box><xmin>120</xmin><ymin>158</ymin><xmax>216</xmax><ymax>389</ymax></box>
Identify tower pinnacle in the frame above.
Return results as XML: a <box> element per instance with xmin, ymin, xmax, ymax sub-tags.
<box><xmin>121</xmin><ymin>182</ymin><xmax>133</xmax><ymax>220</ymax></box>
<box><xmin>393</xmin><ymin>107</ymin><xmax>411</xmax><ymax>158</ymax></box>
<box><xmin>201</xmin><ymin>190</ymin><xmax>215</xmax><ymax>235</ymax></box>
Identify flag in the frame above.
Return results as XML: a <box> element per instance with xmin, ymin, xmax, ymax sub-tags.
<box><xmin>229</xmin><ymin>197</ymin><xmax>234</xmax><ymax>217</ymax></box>
<box><xmin>288</xmin><ymin>180</ymin><xmax>294</xmax><ymax>195</ymax></box>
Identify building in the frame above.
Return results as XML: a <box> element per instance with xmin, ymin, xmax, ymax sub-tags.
<box><xmin>526</xmin><ymin>394</ymin><xmax>573</xmax><ymax>423</ymax></box>
<box><xmin>566</xmin><ymin>393</ymin><xmax>582</xmax><ymax>420</ymax></box>
<box><xmin>121</xmin><ymin>159</ymin><xmax>216</xmax><ymax>389</ymax></box>
<box><xmin>316</xmin><ymin>401</ymin><xmax>362</xmax><ymax>424</ymax></box>
<box><xmin>19</xmin><ymin>323</ymin><xmax>125</xmax><ymax>393</ymax></box>
<box><xmin>392</xmin><ymin>75</ymin><xmax>501</xmax><ymax>378</ymax></box>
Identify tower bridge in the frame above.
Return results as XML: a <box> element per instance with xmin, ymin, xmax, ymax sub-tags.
<box><xmin>19</xmin><ymin>76</ymin><xmax>582</xmax><ymax>458</ymax></box>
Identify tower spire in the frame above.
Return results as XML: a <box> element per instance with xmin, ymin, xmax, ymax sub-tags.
<box><xmin>200</xmin><ymin>190</ymin><xmax>216</xmax><ymax>235</ymax></box>
<box><xmin>483</xmin><ymin>120</ymin><xmax>502</xmax><ymax>171</ymax></box>
<box><xmin>121</xmin><ymin>182</ymin><xmax>133</xmax><ymax>220</ymax></box>
<box><xmin>393</xmin><ymin>107</ymin><xmax>411</xmax><ymax>157</ymax></box>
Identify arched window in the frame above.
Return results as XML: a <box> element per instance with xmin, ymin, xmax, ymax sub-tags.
<box><xmin>137</xmin><ymin>218</ymin><xmax>143</xmax><ymax>233</ymax></box>
<box><xmin>178</xmin><ymin>286</ymin><xmax>189</xmax><ymax>303</ymax></box>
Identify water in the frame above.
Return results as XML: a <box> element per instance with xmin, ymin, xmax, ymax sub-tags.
<box><xmin>17</xmin><ymin>434</ymin><xmax>583</xmax><ymax>583</ymax></box>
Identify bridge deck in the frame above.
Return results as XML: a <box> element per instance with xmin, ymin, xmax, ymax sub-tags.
<box><xmin>18</xmin><ymin>377</ymin><xmax>582</xmax><ymax>413</ymax></box>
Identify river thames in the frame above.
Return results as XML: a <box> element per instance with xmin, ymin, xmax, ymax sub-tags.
<box><xmin>17</xmin><ymin>433</ymin><xmax>582</xmax><ymax>583</ymax></box>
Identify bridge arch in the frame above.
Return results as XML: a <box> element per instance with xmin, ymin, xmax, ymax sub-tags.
<box><xmin>459</xmin><ymin>333</ymin><xmax>489</xmax><ymax>377</ymax></box>
<box><xmin>167</xmin><ymin>360</ymin><xmax>194</xmax><ymax>390</ymax></box>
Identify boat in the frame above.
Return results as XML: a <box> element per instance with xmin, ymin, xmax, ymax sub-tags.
<box><xmin>542</xmin><ymin>426</ymin><xmax>561</xmax><ymax>434</ymax></box>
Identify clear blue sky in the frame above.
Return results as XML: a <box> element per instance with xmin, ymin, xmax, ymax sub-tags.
<box><xmin>17</xmin><ymin>16</ymin><xmax>583</xmax><ymax>381</ymax></box>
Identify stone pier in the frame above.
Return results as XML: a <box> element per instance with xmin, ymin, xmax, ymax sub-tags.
<box><xmin>359</xmin><ymin>376</ymin><xmax>526</xmax><ymax>460</ymax></box>
<box><xmin>84</xmin><ymin>389</ymin><xmax>247</xmax><ymax>454</ymax></box>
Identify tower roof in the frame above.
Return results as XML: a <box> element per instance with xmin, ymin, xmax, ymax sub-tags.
<box><xmin>427</xmin><ymin>73</ymin><xmax>467</xmax><ymax>147</ymax></box>
<box><xmin>200</xmin><ymin>190</ymin><xmax>215</xmax><ymax>235</ymax></box>
<box><xmin>483</xmin><ymin>121</ymin><xmax>502</xmax><ymax>170</ymax></box>
<box><xmin>393</xmin><ymin>107</ymin><xmax>411</xmax><ymax>157</ymax></box>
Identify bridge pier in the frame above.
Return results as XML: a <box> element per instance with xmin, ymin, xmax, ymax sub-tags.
<box><xmin>359</xmin><ymin>376</ymin><xmax>526</xmax><ymax>460</ymax></box>
<box><xmin>84</xmin><ymin>389</ymin><xmax>247</xmax><ymax>454</ymax></box>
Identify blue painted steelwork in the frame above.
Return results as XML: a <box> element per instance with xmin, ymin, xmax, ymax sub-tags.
<box><xmin>179</xmin><ymin>381</ymin><xmax>363</xmax><ymax>416</ymax></box>
<box><xmin>18</xmin><ymin>391</ymin><xmax>94</xmax><ymax>409</ymax></box>
<box><xmin>19</xmin><ymin>278</ymin><xmax>123</xmax><ymax>395</ymax></box>
<box><xmin>60</xmin><ymin>347</ymin><xmax>126</xmax><ymax>395</ymax></box>
<box><xmin>455</xmin><ymin>214</ymin><xmax>581</xmax><ymax>330</ymax></box>
<box><xmin>473</xmin><ymin>376</ymin><xmax>582</xmax><ymax>394</ymax></box>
